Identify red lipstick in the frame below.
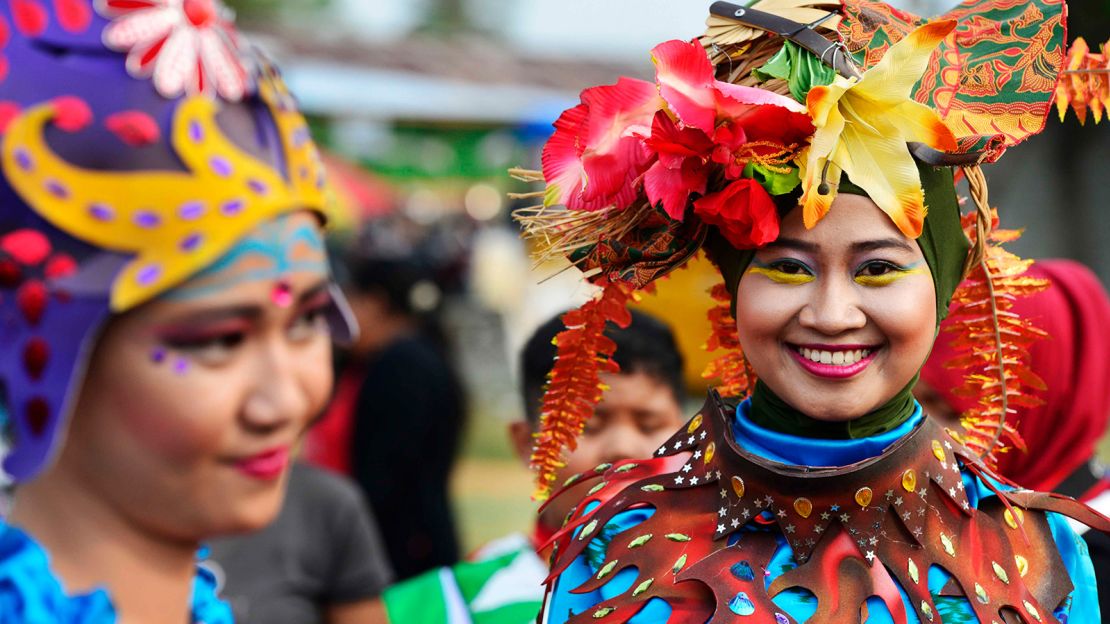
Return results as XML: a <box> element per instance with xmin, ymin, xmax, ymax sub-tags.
<box><xmin>234</xmin><ymin>447</ymin><xmax>290</xmax><ymax>480</ymax></box>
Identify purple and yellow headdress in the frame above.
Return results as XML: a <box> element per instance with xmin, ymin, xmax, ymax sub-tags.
<box><xmin>0</xmin><ymin>0</ymin><xmax>343</xmax><ymax>481</ymax></box>
<box><xmin>517</xmin><ymin>0</ymin><xmax>1098</xmax><ymax>498</ymax></box>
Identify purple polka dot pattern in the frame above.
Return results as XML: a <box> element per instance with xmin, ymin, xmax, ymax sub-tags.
<box><xmin>247</xmin><ymin>179</ymin><xmax>268</xmax><ymax>195</ymax></box>
<box><xmin>178</xmin><ymin>201</ymin><xmax>205</xmax><ymax>221</ymax></box>
<box><xmin>179</xmin><ymin>233</ymin><xmax>203</xmax><ymax>252</ymax></box>
<box><xmin>136</xmin><ymin>264</ymin><xmax>161</xmax><ymax>286</ymax></box>
<box><xmin>44</xmin><ymin>180</ymin><xmax>68</xmax><ymax>199</ymax></box>
<box><xmin>14</xmin><ymin>148</ymin><xmax>33</xmax><ymax>171</ymax></box>
<box><xmin>189</xmin><ymin>120</ymin><xmax>204</xmax><ymax>143</ymax></box>
<box><xmin>134</xmin><ymin>211</ymin><xmax>161</xmax><ymax>228</ymax></box>
<box><xmin>221</xmin><ymin>199</ymin><xmax>245</xmax><ymax>216</ymax></box>
<box><xmin>88</xmin><ymin>203</ymin><xmax>115</xmax><ymax>221</ymax></box>
<box><xmin>210</xmin><ymin>156</ymin><xmax>233</xmax><ymax>177</ymax></box>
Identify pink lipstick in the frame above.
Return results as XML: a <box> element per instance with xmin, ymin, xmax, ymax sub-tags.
<box><xmin>788</xmin><ymin>344</ymin><xmax>879</xmax><ymax>379</ymax></box>
<box><xmin>234</xmin><ymin>446</ymin><xmax>290</xmax><ymax>480</ymax></box>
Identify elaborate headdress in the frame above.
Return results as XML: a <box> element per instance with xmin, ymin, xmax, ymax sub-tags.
<box><xmin>0</xmin><ymin>0</ymin><xmax>349</xmax><ymax>481</ymax></box>
<box><xmin>517</xmin><ymin>0</ymin><xmax>1095</xmax><ymax>498</ymax></box>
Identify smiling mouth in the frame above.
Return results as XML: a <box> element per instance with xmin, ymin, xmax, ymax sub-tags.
<box><xmin>786</xmin><ymin>344</ymin><xmax>881</xmax><ymax>379</ymax></box>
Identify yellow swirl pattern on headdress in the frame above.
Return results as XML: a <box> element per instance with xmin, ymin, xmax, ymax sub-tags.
<box><xmin>1</xmin><ymin>93</ymin><xmax>326</xmax><ymax>311</ymax></box>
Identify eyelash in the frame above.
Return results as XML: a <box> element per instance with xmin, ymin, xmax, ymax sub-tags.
<box><xmin>853</xmin><ymin>260</ymin><xmax>917</xmax><ymax>287</ymax></box>
<box><xmin>751</xmin><ymin>259</ymin><xmax>916</xmax><ymax>287</ymax></box>
<box><xmin>162</xmin><ymin>305</ymin><xmax>330</xmax><ymax>355</ymax></box>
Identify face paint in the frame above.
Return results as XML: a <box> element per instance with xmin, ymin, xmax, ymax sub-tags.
<box><xmin>746</xmin><ymin>261</ymin><xmax>817</xmax><ymax>286</ymax></box>
<box><xmin>852</xmin><ymin>262</ymin><xmax>926</xmax><ymax>288</ymax></box>
<box><xmin>164</xmin><ymin>214</ymin><xmax>328</xmax><ymax>302</ymax></box>
<box><xmin>173</xmin><ymin>357</ymin><xmax>189</xmax><ymax>376</ymax></box>
<box><xmin>150</xmin><ymin>348</ymin><xmax>167</xmax><ymax>364</ymax></box>
<box><xmin>270</xmin><ymin>281</ymin><xmax>293</xmax><ymax>308</ymax></box>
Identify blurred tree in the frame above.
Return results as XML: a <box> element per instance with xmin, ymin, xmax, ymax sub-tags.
<box><xmin>224</xmin><ymin>0</ymin><xmax>331</xmax><ymax>23</ymax></box>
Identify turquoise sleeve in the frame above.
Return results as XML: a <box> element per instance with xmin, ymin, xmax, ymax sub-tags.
<box><xmin>1048</xmin><ymin>512</ymin><xmax>1101</xmax><ymax>623</ymax></box>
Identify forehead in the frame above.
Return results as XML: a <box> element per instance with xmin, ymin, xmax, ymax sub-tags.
<box><xmin>781</xmin><ymin>194</ymin><xmax>908</xmax><ymax>244</ymax></box>
<box><xmin>164</xmin><ymin>212</ymin><xmax>328</xmax><ymax>301</ymax></box>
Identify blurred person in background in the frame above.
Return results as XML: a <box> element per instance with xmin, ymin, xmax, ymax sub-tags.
<box><xmin>918</xmin><ymin>258</ymin><xmax>1110</xmax><ymax>613</ymax></box>
<box><xmin>305</xmin><ymin>217</ymin><xmax>466</xmax><ymax>581</ymax></box>
<box><xmin>206</xmin><ymin>460</ymin><xmax>394</xmax><ymax>624</ymax></box>
<box><xmin>379</xmin><ymin>309</ymin><xmax>688</xmax><ymax>622</ymax></box>
<box><xmin>0</xmin><ymin>1</ymin><xmax>354</xmax><ymax>621</ymax></box>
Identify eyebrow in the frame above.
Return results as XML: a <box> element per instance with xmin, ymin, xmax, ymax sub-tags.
<box><xmin>763</xmin><ymin>237</ymin><xmax>915</xmax><ymax>254</ymax></box>
<box><xmin>160</xmin><ymin>279</ymin><xmax>332</xmax><ymax>327</ymax></box>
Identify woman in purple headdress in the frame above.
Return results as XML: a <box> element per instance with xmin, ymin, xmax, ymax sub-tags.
<box><xmin>0</xmin><ymin>1</ymin><xmax>356</xmax><ymax>621</ymax></box>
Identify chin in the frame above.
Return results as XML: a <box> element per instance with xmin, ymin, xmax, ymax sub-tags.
<box><xmin>209</xmin><ymin>490</ymin><xmax>287</xmax><ymax>536</ymax></box>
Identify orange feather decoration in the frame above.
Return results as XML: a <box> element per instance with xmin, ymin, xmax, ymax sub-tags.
<box><xmin>939</xmin><ymin>210</ymin><xmax>1050</xmax><ymax>463</ymax></box>
<box><xmin>530</xmin><ymin>279</ymin><xmax>635</xmax><ymax>500</ymax></box>
<box><xmin>1055</xmin><ymin>37</ymin><xmax>1110</xmax><ymax>125</ymax></box>
<box><xmin>701</xmin><ymin>282</ymin><xmax>757</xmax><ymax>399</ymax></box>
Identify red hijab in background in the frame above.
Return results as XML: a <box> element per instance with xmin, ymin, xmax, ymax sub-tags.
<box><xmin>921</xmin><ymin>259</ymin><xmax>1110</xmax><ymax>493</ymax></box>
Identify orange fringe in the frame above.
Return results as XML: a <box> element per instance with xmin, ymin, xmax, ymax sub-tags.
<box><xmin>530</xmin><ymin>279</ymin><xmax>636</xmax><ymax>500</ymax></box>
<box><xmin>1056</xmin><ymin>37</ymin><xmax>1110</xmax><ymax>124</ymax></box>
<box><xmin>701</xmin><ymin>282</ymin><xmax>757</xmax><ymax>398</ymax></box>
<box><xmin>941</xmin><ymin>210</ymin><xmax>1050</xmax><ymax>463</ymax></box>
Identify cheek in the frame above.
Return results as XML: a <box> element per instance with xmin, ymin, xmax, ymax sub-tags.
<box><xmin>734</xmin><ymin>278</ymin><xmax>800</xmax><ymax>359</ymax></box>
<box><xmin>867</xmin><ymin>281</ymin><xmax>937</xmax><ymax>367</ymax></box>
<box><xmin>297</xmin><ymin>338</ymin><xmax>334</xmax><ymax>420</ymax></box>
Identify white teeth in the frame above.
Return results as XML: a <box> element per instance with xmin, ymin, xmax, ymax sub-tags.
<box><xmin>796</xmin><ymin>347</ymin><xmax>873</xmax><ymax>366</ymax></box>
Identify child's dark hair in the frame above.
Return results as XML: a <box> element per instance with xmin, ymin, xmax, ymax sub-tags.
<box><xmin>520</xmin><ymin>309</ymin><xmax>685</xmax><ymax>425</ymax></box>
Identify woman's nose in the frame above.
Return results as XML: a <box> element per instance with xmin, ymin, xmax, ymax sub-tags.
<box><xmin>241</xmin><ymin>341</ymin><xmax>311</xmax><ymax>433</ymax></box>
<box><xmin>797</xmin><ymin>275</ymin><xmax>867</xmax><ymax>335</ymax></box>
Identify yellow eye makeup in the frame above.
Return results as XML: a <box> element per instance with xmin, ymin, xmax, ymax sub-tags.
<box><xmin>853</xmin><ymin>265</ymin><xmax>925</xmax><ymax>287</ymax></box>
<box><xmin>747</xmin><ymin>265</ymin><xmax>816</xmax><ymax>285</ymax></box>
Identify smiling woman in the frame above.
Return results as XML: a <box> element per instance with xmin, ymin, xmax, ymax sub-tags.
<box><xmin>518</xmin><ymin>0</ymin><xmax>1110</xmax><ymax>622</ymax></box>
<box><xmin>0</xmin><ymin>1</ymin><xmax>353</xmax><ymax>622</ymax></box>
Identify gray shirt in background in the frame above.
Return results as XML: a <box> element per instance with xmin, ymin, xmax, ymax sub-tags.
<box><xmin>205</xmin><ymin>462</ymin><xmax>394</xmax><ymax>624</ymax></box>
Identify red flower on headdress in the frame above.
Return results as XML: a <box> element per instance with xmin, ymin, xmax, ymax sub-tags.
<box><xmin>97</xmin><ymin>0</ymin><xmax>251</xmax><ymax>101</ymax></box>
<box><xmin>692</xmin><ymin>178</ymin><xmax>780</xmax><ymax>248</ymax></box>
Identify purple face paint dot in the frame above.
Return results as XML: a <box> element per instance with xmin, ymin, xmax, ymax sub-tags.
<box><xmin>135</xmin><ymin>263</ymin><xmax>161</xmax><ymax>286</ymax></box>
<box><xmin>178</xmin><ymin>201</ymin><xmax>205</xmax><ymax>221</ymax></box>
<box><xmin>247</xmin><ymin>178</ymin><xmax>269</xmax><ymax>196</ymax></box>
<box><xmin>210</xmin><ymin>156</ymin><xmax>233</xmax><ymax>177</ymax></box>
<box><xmin>14</xmin><ymin>148</ymin><xmax>32</xmax><ymax>171</ymax></box>
<box><xmin>179</xmin><ymin>232</ymin><xmax>203</xmax><ymax>252</ymax></box>
<box><xmin>133</xmin><ymin>210</ymin><xmax>161</xmax><ymax>228</ymax></box>
<box><xmin>150</xmin><ymin>348</ymin><xmax>167</xmax><ymax>364</ymax></box>
<box><xmin>173</xmin><ymin>357</ymin><xmax>189</xmax><ymax>375</ymax></box>
<box><xmin>188</xmin><ymin>119</ymin><xmax>204</xmax><ymax>143</ymax></box>
<box><xmin>44</xmin><ymin>180</ymin><xmax>69</xmax><ymax>199</ymax></box>
<box><xmin>88</xmin><ymin>203</ymin><xmax>115</xmax><ymax>222</ymax></box>
<box><xmin>221</xmin><ymin>199</ymin><xmax>245</xmax><ymax>216</ymax></box>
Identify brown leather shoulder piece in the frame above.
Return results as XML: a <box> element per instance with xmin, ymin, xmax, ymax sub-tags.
<box><xmin>543</xmin><ymin>391</ymin><xmax>1104</xmax><ymax>624</ymax></box>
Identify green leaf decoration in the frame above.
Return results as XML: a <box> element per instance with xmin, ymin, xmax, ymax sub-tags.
<box><xmin>753</xmin><ymin>40</ymin><xmax>836</xmax><ymax>103</ymax></box>
<box><xmin>743</xmin><ymin>161</ymin><xmax>801</xmax><ymax>196</ymax></box>
<box><xmin>628</xmin><ymin>534</ymin><xmax>653</xmax><ymax>548</ymax></box>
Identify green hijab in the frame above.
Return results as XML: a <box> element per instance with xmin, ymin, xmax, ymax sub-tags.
<box><xmin>706</xmin><ymin>162</ymin><xmax>969</xmax><ymax>439</ymax></box>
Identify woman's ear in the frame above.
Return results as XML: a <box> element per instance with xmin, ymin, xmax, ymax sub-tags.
<box><xmin>507</xmin><ymin>421</ymin><xmax>536</xmax><ymax>468</ymax></box>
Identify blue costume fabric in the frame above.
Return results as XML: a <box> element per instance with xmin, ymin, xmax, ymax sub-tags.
<box><xmin>546</xmin><ymin>401</ymin><xmax>1100</xmax><ymax>623</ymax></box>
<box><xmin>0</xmin><ymin>521</ymin><xmax>233</xmax><ymax>624</ymax></box>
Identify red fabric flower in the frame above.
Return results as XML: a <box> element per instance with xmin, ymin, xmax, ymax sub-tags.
<box><xmin>692</xmin><ymin>179</ymin><xmax>780</xmax><ymax>248</ymax></box>
<box><xmin>642</xmin><ymin>111</ymin><xmax>713</xmax><ymax>219</ymax></box>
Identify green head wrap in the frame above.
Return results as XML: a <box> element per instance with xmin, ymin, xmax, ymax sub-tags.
<box><xmin>706</xmin><ymin>162</ymin><xmax>970</xmax><ymax>439</ymax></box>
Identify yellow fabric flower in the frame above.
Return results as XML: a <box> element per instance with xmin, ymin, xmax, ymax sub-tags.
<box><xmin>800</xmin><ymin>20</ymin><xmax>958</xmax><ymax>239</ymax></box>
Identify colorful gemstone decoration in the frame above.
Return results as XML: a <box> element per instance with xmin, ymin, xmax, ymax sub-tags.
<box><xmin>730</xmin><ymin>561</ymin><xmax>756</xmax><ymax>582</ymax></box>
<box><xmin>704</xmin><ymin>442</ymin><xmax>716</xmax><ymax>464</ymax></box>
<box><xmin>641</xmin><ymin>484</ymin><xmax>665</xmax><ymax>492</ymax></box>
<box><xmin>665</xmin><ymin>533</ymin><xmax>691</xmax><ymax>542</ymax></box>
<box><xmin>628</xmin><ymin>534</ymin><xmax>653</xmax><ymax>548</ymax></box>
<box><xmin>992</xmin><ymin>561</ymin><xmax>1009</xmax><ymax>584</ymax></box>
<box><xmin>793</xmin><ymin>497</ymin><xmax>813</xmax><ymax>519</ymax></box>
<box><xmin>732</xmin><ymin>475</ymin><xmax>746</xmax><ymax>499</ymax></box>
<box><xmin>591</xmin><ymin>607</ymin><xmax>615</xmax><ymax>619</ymax></box>
<box><xmin>854</xmin><ymin>487</ymin><xmax>873</xmax><ymax>507</ymax></box>
<box><xmin>594</xmin><ymin>463</ymin><xmax>612</xmax><ymax>473</ymax></box>
<box><xmin>614</xmin><ymin>463</ymin><xmax>637</xmax><ymax>473</ymax></box>
<box><xmin>563</xmin><ymin>473</ymin><xmax>582</xmax><ymax>487</ymax></box>
<box><xmin>974</xmin><ymin>583</ymin><xmax>989</xmax><ymax>604</ymax></box>
<box><xmin>1004</xmin><ymin>507</ymin><xmax>1025</xmax><ymax>529</ymax></box>
<box><xmin>920</xmin><ymin>601</ymin><xmax>934</xmax><ymax>622</ymax></box>
<box><xmin>1015</xmin><ymin>554</ymin><xmax>1029</xmax><ymax>577</ymax></box>
<box><xmin>632</xmin><ymin>578</ymin><xmax>654</xmax><ymax>597</ymax></box>
<box><xmin>940</xmin><ymin>533</ymin><xmax>956</xmax><ymax>557</ymax></box>
<box><xmin>587</xmin><ymin>481</ymin><xmax>607</xmax><ymax>496</ymax></box>
<box><xmin>672</xmin><ymin>554</ymin><xmax>687</xmax><ymax>575</ymax></box>
<box><xmin>931</xmin><ymin>439</ymin><xmax>946</xmax><ymax>461</ymax></box>
<box><xmin>908</xmin><ymin>559</ymin><xmax>919</xmax><ymax>584</ymax></box>
<box><xmin>579</xmin><ymin>520</ymin><xmax>598</xmax><ymax>540</ymax></box>
<box><xmin>1023</xmin><ymin>600</ymin><xmax>1042</xmax><ymax>622</ymax></box>
<box><xmin>597</xmin><ymin>559</ymin><xmax>617</xmax><ymax>579</ymax></box>
<box><xmin>902</xmin><ymin>469</ymin><xmax>917</xmax><ymax>492</ymax></box>
<box><xmin>688</xmin><ymin>413</ymin><xmax>703</xmax><ymax>433</ymax></box>
<box><xmin>728</xmin><ymin>592</ymin><xmax>756</xmax><ymax>616</ymax></box>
